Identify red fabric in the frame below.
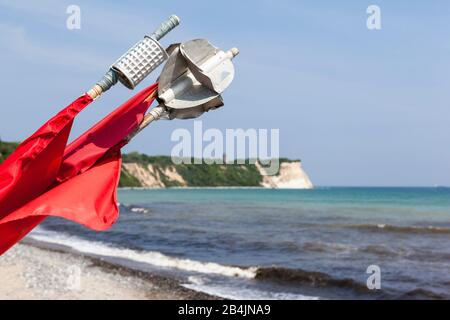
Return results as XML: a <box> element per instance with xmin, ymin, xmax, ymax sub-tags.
<box><xmin>58</xmin><ymin>83</ymin><xmax>157</xmax><ymax>182</ymax></box>
<box><xmin>0</xmin><ymin>148</ymin><xmax>122</xmax><ymax>230</ymax></box>
<box><xmin>0</xmin><ymin>84</ymin><xmax>158</xmax><ymax>254</ymax></box>
<box><xmin>0</xmin><ymin>95</ymin><xmax>93</xmax><ymax>218</ymax></box>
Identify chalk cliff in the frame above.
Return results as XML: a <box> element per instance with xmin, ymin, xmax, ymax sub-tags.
<box><xmin>122</xmin><ymin>163</ymin><xmax>187</xmax><ymax>188</ymax></box>
<box><xmin>121</xmin><ymin>156</ymin><xmax>313</xmax><ymax>189</ymax></box>
<box><xmin>257</xmin><ymin>161</ymin><xmax>314</xmax><ymax>189</ymax></box>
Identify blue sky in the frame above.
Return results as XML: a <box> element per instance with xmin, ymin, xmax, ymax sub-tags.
<box><xmin>0</xmin><ymin>0</ymin><xmax>449</xmax><ymax>186</ymax></box>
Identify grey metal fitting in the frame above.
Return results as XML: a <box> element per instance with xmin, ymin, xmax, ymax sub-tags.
<box><xmin>96</xmin><ymin>69</ymin><xmax>118</xmax><ymax>92</ymax></box>
<box><xmin>157</xmin><ymin>39</ymin><xmax>238</xmax><ymax>120</ymax></box>
<box><xmin>111</xmin><ymin>37</ymin><xmax>168</xmax><ymax>89</ymax></box>
<box><xmin>96</xmin><ymin>15</ymin><xmax>180</xmax><ymax>92</ymax></box>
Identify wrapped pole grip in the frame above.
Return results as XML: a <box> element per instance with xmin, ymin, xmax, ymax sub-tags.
<box><xmin>150</xmin><ymin>15</ymin><xmax>180</xmax><ymax>41</ymax></box>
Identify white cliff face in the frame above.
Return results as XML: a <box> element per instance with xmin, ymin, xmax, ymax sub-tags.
<box><xmin>122</xmin><ymin>163</ymin><xmax>187</xmax><ymax>188</ymax></box>
<box><xmin>161</xmin><ymin>166</ymin><xmax>187</xmax><ymax>186</ymax></box>
<box><xmin>123</xmin><ymin>163</ymin><xmax>164</xmax><ymax>188</ymax></box>
<box><xmin>257</xmin><ymin>161</ymin><xmax>314</xmax><ymax>189</ymax></box>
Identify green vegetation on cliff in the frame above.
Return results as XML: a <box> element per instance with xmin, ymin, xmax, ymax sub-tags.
<box><xmin>176</xmin><ymin>162</ymin><xmax>262</xmax><ymax>187</ymax></box>
<box><xmin>122</xmin><ymin>152</ymin><xmax>174</xmax><ymax>166</ymax></box>
<box><xmin>118</xmin><ymin>168</ymin><xmax>142</xmax><ymax>188</ymax></box>
<box><xmin>0</xmin><ymin>140</ymin><xmax>18</xmax><ymax>163</ymax></box>
<box><xmin>122</xmin><ymin>152</ymin><xmax>263</xmax><ymax>187</ymax></box>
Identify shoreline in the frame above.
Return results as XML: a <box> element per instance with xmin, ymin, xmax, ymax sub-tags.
<box><xmin>0</xmin><ymin>241</ymin><xmax>220</xmax><ymax>300</ymax></box>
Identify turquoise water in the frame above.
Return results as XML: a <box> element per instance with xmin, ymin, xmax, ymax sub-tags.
<box><xmin>39</xmin><ymin>187</ymin><xmax>450</xmax><ymax>299</ymax></box>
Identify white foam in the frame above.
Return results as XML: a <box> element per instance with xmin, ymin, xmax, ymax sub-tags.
<box><xmin>187</xmin><ymin>275</ymin><xmax>206</xmax><ymax>285</ymax></box>
<box><xmin>182</xmin><ymin>283</ymin><xmax>320</xmax><ymax>300</ymax></box>
<box><xmin>28</xmin><ymin>227</ymin><xmax>256</xmax><ymax>279</ymax></box>
<box><xmin>130</xmin><ymin>207</ymin><xmax>150</xmax><ymax>214</ymax></box>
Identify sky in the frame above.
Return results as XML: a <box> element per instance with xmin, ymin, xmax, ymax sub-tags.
<box><xmin>0</xmin><ymin>0</ymin><xmax>449</xmax><ymax>186</ymax></box>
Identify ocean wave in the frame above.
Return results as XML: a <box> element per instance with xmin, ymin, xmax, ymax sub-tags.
<box><xmin>255</xmin><ymin>267</ymin><xmax>370</xmax><ymax>293</ymax></box>
<box><xmin>182</xmin><ymin>282</ymin><xmax>320</xmax><ymax>300</ymax></box>
<box><xmin>344</xmin><ymin>223</ymin><xmax>450</xmax><ymax>235</ymax></box>
<box><xmin>28</xmin><ymin>228</ymin><xmax>256</xmax><ymax>279</ymax></box>
<box><xmin>301</xmin><ymin>241</ymin><xmax>450</xmax><ymax>261</ymax></box>
<box><xmin>397</xmin><ymin>288</ymin><xmax>447</xmax><ymax>300</ymax></box>
<box><xmin>360</xmin><ymin>244</ymin><xmax>400</xmax><ymax>257</ymax></box>
<box><xmin>118</xmin><ymin>204</ymin><xmax>151</xmax><ymax>214</ymax></box>
<box><xmin>27</xmin><ymin>228</ymin><xmax>447</xmax><ymax>299</ymax></box>
<box><xmin>302</xmin><ymin>241</ymin><xmax>358</xmax><ymax>253</ymax></box>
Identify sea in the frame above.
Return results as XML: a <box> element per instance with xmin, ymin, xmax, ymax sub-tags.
<box><xmin>29</xmin><ymin>187</ymin><xmax>450</xmax><ymax>300</ymax></box>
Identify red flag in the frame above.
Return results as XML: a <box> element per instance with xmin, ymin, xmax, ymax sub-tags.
<box><xmin>0</xmin><ymin>84</ymin><xmax>157</xmax><ymax>254</ymax></box>
<box><xmin>0</xmin><ymin>94</ymin><xmax>93</xmax><ymax>218</ymax></box>
<box><xmin>58</xmin><ymin>83</ymin><xmax>157</xmax><ymax>182</ymax></box>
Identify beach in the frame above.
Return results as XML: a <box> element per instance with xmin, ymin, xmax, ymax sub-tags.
<box><xmin>0</xmin><ymin>242</ymin><xmax>217</xmax><ymax>300</ymax></box>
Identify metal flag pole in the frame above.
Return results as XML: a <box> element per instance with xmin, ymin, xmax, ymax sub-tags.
<box><xmin>126</xmin><ymin>39</ymin><xmax>239</xmax><ymax>142</ymax></box>
<box><xmin>87</xmin><ymin>15</ymin><xmax>180</xmax><ymax>100</ymax></box>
